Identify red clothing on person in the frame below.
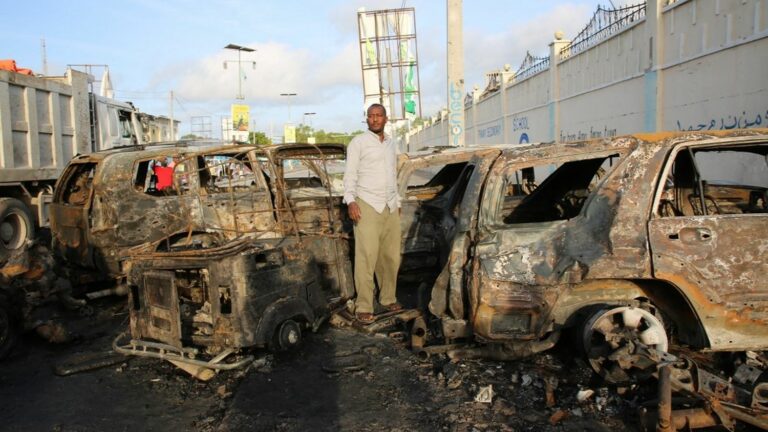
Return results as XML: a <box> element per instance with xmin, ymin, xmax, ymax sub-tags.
<box><xmin>154</xmin><ymin>166</ymin><xmax>174</xmax><ymax>190</ymax></box>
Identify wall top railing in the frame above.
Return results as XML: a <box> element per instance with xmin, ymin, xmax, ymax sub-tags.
<box><xmin>514</xmin><ymin>51</ymin><xmax>550</xmax><ymax>82</ymax></box>
<box><xmin>559</xmin><ymin>2</ymin><xmax>646</xmax><ymax>61</ymax></box>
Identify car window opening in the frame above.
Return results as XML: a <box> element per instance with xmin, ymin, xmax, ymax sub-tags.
<box><xmin>502</xmin><ymin>155</ymin><xmax>617</xmax><ymax>224</ymax></box>
<box><xmin>658</xmin><ymin>145</ymin><xmax>768</xmax><ymax>217</ymax></box>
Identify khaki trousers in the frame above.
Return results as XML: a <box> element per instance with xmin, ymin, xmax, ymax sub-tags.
<box><xmin>353</xmin><ymin>199</ymin><xmax>401</xmax><ymax>314</ymax></box>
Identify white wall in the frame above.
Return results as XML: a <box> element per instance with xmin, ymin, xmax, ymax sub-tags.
<box><xmin>407</xmin><ymin>0</ymin><xmax>768</xmax><ymax>151</ymax></box>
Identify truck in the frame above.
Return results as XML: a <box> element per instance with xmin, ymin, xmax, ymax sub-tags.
<box><xmin>0</xmin><ymin>65</ymin><xmax>157</xmax><ymax>261</ymax></box>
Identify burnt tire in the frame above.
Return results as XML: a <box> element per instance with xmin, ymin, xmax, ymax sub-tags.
<box><xmin>0</xmin><ymin>296</ymin><xmax>18</xmax><ymax>360</ymax></box>
<box><xmin>0</xmin><ymin>198</ymin><xmax>34</xmax><ymax>258</ymax></box>
<box><xmin>273</xmin><ymin>319</ymin><xmax>302</xmax><ymax>352</ymax></box>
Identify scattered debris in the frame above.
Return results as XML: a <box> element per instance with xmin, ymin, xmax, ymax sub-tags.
<box><xmin>548</xmin><ymin>409</ymin><xmax>569</xmax><ymax>425</ymax></box>
<box><xmin>577</xmin><ymin>388</ymin><xmax>595</xmax><ymax>402</ymax></box>
<box><xmin>321</xmin><ymin>353</ymin><xmax>369</xmax><ymax>373</ymax></box>
<box><xmin>474</xmin><ymin>384</ymin><xmax>494</xmax><ymax>403</ymax></box>
<box><xmin>53</xmin><ymin>351</ymin><xmax>127</xmax><ymax>376</ymax></box>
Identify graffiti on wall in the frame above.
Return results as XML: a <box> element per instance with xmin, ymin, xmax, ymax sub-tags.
<box><xmin>512</xmin><ymin>116</ymin><xmax>529</xmax><ymax>131</ymax></box>
<box><xmin>676</xmin><ymin>109</ymin><xmax>767</xmax><ymax>131</ymax></box>
<box><xmin>559</xmin><ymin>126</ymin><xmax>618</xmax><ymax>142</ymax></box>
<box><xmin>449</xmin><ymin>82</ymin><xmax>464</xmax><ymax>146</ymax></box>
<box><xmin>478</xmin><ymin>124</ymin><xmax>502</xmax><ymax>139</ymax></box>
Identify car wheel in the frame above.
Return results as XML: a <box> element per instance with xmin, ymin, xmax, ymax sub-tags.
<box><xmin>274</xmin><ymin>319</ymin><xmax>302</xmax><ymax>351</ymax></box>
<box><xmin>0</xmin><ymin>198</ymin><xmax>34</xmax><ymax>259</ymax></box>
<box><xmin>581</xmin><ymin>305</ymin><xmax>668</xmax><ymax>383</ymax></box>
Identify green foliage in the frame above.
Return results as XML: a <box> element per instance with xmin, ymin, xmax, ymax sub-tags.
<box><xmin>180</xmin><ymin>133</ymin><xmax>203</xmax><ymax>140</ymax></box>
<box><xmin>396</xmin><ymin>117</ymin><xmax>425</xmax><ymax>140</ymax></box>
<box><xmin>248</xmin><ymin>131</ymin><xmax>272</xmax><ymax>146</ymax></box>
<box><xmin>294</xmin><ymin>124</ymin><xmax>362</xmax><ymax>146</ymax></box>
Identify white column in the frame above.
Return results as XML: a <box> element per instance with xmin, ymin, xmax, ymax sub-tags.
<box><xmin>446</xmin><ymin>0</ymin><xmax>465</xmax><ymax>147</ymax></box>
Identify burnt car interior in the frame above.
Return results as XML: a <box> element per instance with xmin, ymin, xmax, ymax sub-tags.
<box><xmin>406</xmin><ymin>162</ymin><xmax>468</xmax><ymax>201</ymax></box>
<box><xmin>199</xmin><ymin>152</ymin><xmax>259</xmax><ymax>194</ymax></box>
<box><xmin>400</xmin><ymin>161</ymin><xmax>474</xmax><ymax>280</ymax></box>
<box><xmin>658</xmin><ymin>145</ymin><xmax>768</xmax><ymax>217</ymax></box>
<box><xmin>502</xmin><ymin>155</ymin><xmax>619</xmax><ymax>223</ymax></box>
<box><xmin>58</xmin><ymin>162</ymin><xmax>97</xmax><ymax>206</ymax></box>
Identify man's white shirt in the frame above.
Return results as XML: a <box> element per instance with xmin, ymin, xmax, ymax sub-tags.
<box><xmin>343</xmin><ymin>130</ymin><xmax>400</xmax><ymax>213</ymax></box>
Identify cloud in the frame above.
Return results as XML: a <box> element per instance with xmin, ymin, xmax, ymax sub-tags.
<box><xmin>166</xmin><ymin>41</ymin><xmax>360</xmax><ymax>105</ymax></box>
<box><xmin>417</xmin><ymin>3</ymin><xmax>597</xmax><ymax>117</ymax></box>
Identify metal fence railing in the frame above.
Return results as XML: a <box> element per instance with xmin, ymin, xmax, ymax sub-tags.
<box><xmin>559</xmin><ymin>2</ymin><xmax>646</xmax><ymax>61</ymax></box>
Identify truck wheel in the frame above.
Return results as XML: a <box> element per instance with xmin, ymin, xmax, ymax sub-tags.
<box><xmin>273</xmin><ymin>319</ymin><xmax>302</xmax><ymax>351</ymax></box>
<box><xmin>0</xmin><ymin>198</ymin><xmax>34</xmax><ymax>255</ymax></box>
<box><xmin>0</xmin><ymin>296</ymin><xmax>18</xmax><ymax>360</ymax></box>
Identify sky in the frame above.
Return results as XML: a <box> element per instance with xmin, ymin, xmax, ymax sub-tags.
<box><xmin>1</xmin><ymin>0</ymin><xmax>629</xmax><ymax>138</ymax></box>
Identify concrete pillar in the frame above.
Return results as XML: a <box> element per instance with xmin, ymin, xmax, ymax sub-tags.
<box><xmin>472</xmin><ymin>84</ymin><xmax>481</xmax><ymax>145</ymax></box>
<box><xmin>548</xmin><ymin>31</ymin><xmax>570</xmax><ymax>142</ymax></box>
<box><xmin>500</xmin><ymin>64</ymin><xmax>513</xmax><ymax>144</ymax></box>
<box><xmin>447</xmin><ymin>0</ymin><xmax>465</xmax><ymax>147</ymax></box>
<box><xmin>644</xmin><ymin>0</ymin><xmax>665</xmax><ymax>132</ymax></box>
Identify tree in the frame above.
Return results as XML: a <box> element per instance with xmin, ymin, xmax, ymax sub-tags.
<box><xmin>248</xmin><ymin>131</ymin><xmax>272</xmax><ymax>146</ymax></box>
<box><xmin>396</xmin><ymin>117</ymin><xmax>425</xmax><ymax>141</ymax></box>
<box><xmin>294</xmin><ymin>124</ymin><xmax>362</xmax><ymax>146</ymax></box>
<box><xmin>181</xmin><ymin>133</ymin><xmax>203</xmax><ymax>140</ymax></box>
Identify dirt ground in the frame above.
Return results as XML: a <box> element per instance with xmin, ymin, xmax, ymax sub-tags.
<box><xmin>0</xmin><ymin>289</ymin><xmax>660</xmax><ymax>432</ymax></box>
<box><xmin>3</xmin><ymin>278</ymin><xmax>764</xmax><ymax>432</ymax></box>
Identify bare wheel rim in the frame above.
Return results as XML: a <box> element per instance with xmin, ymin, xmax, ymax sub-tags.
<box><xmin>582</xmin><ymin>306</ymin><xmax>668</xmax><ymax>382</ymax></box>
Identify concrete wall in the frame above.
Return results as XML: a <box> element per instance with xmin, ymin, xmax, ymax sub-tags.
<box><xmin>407</xmin><ymin>0</ymin><xmax>768</xmax><ymax>150</ymax></box>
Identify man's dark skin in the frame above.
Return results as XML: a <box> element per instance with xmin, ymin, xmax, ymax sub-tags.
<box><xmin>347</xmin><ymin>104</ymin><xmax>388</xmax><ymax>223</ymax></box>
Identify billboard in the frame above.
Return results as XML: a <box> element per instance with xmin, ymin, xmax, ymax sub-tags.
<box><xmin>357</xmin><ymin>7</ymin><xmax>421</xmax><ymax>122</ymax></box>
<box><xmin>231</xmin><ymin>104</ymin><xmax>250</xmax><ymax>131</ymax></box>
<box><xmin>229</xmin><ymin>104</ymin><xmax>250</xmax><ymax>143</ymax></box>
<box><xmin>284</xmin><ymin>124</ymin><xmax>296</xmax><ymax>144</ymax></box>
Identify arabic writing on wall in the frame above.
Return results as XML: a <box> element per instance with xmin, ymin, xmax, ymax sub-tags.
<box><xmin>676</xmin><ymin>109</ymin><xmax>767</xmax><ymax>131</ymax></box>
<box><xmin>559</xmin><ymin>126</ymin><xmax>618</xmax><ymax>142</ymax></box>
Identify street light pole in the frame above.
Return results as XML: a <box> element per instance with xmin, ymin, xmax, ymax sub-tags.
<box><xmin>302</xmin><ymin>112</ymin><xmax>316</xmax><ymax>127</ymax></box>
<box><xmin>280</xmin><ymin>93</ymin><xmax>297</xmax><ymax>122</ymax></box>
<box><xmin>224</xmin><ymin>44</ymin><xmax>256</xmax><ymax>100</ymax></box>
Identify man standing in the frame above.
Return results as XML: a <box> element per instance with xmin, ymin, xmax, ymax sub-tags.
<box><xmin>343</xmin><ymin>104</ymin><xmax>403</xmax><ymax>323</ymax></box>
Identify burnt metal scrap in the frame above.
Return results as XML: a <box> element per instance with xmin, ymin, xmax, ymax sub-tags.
<box><xmin>0</xmin><ymin>241</ymin><xmax>87</xmax><ymax>358</ymax></box>
<box><xmin>616</xmin><ymin>343</ymin><xmax>768</xmax><ymax>431</ymax></box>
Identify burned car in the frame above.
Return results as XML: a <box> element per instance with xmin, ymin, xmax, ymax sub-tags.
<box><xmin>425</xmin><ymin>130</ymin><xmax>768</xmax><ymax>384</ymax></box>
<box><xmin>50</xmin><ymin>140</ymin><xmax>273</xmax><ymax>280</ymax></box>
<box><xmin>112</xmin><ymin>143</ymin><xmax>516</xmax><ymax>370</ymax></box>
<box><xmin>114</xmin><ymin>144</ymin><xmax>356</xmax><ymax>369</ymax></box>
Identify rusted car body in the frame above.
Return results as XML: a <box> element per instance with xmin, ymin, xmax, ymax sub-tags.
<box><xmin>117</xmin><ymin>144</ymin><xmax>356</xmax><ymax>361</ymax></box>
<box><xmin>49</xmin><ymin>140</ymin><xmax>272</xmax><ymax>278</ymax></box>
<box><xmin>428</xmin><ymin>130</ymin><xmax>768</xmax><ymax>382</ymax></box>
<box><xmin>114</xmin><ymin>144</ymin><xmax>516</xmax><ymax>366</ymax></box>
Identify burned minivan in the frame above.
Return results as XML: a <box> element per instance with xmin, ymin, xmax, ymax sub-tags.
<box><xmin>427</xmin><ymin>130</ymin><xmax>768</xmax><ymax>383</ymax></box>
<box><xmin>50</xmin><ymin>140</ymin><xmax>270</xmax><ymax>279</ymax></box>
<box><xmin>114</xmin><ymin>144</ymin><xmax>357</xmax><ymax>368</ymax></box>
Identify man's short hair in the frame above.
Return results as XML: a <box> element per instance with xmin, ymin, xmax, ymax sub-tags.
<box><xmin>367</xmin><ymin>103</ymin><xmax>387</xmax><ymax>116</ymax></box>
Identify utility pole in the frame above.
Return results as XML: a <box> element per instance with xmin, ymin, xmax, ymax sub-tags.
<box><xmin>280</xmin><ymin>93</ymin><xmax>297</xmax><ymax>122</ymax></box>
<box><xmin>223</xmin><ymin>44</ymin><xmax>256</xmax><ymax>100</ymax></box>
<box><xmin>41</xmin><ymin>38</ymin><xmax>48</xmax><ymax>75</ymax></box>
<box><xmin>169</xmin><ymin>90</ymin><xmax>175</xmax><ymax>140</ymax></box>
<box><xmin>447</xmin><ymin>0</ymin><xmax>465</xmax><ymax>147</ymax></box>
